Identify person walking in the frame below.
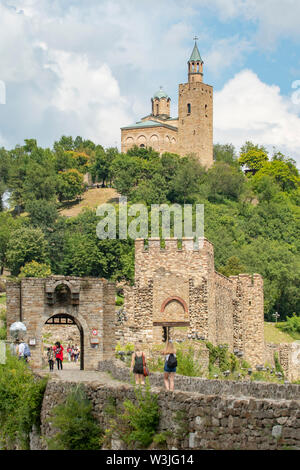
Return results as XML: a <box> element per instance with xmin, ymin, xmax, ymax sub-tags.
<box><xmin>162</xmin><ymin>341</ymin><xmax>177</xmax><ymax>391</ymax></box>
<box><xmin>17</xmin><ymin>340</ymin><xmax>31</xmax><ymax>363</ymax></box>
<box><xmin>130</xmin><ymin>345</ymin><xmax>147</xmax><ymax>385</ymax></box>
<box><xmin>71</xmin><ymin>345</ymin><xmax>75</xmax><ymax>362</ymax></box>
<box><xmin>54</xmin><ymin>341</ymin><xmax>64</xmax><ymax>370</ymax></box>
<box><xmin>47</xmin><ymin>347</ymin><xmax>54</xmax><ymax>371</ymax></box>
<box><xmin>67</xmin><ymin>345</ymin><xmax>72</xmax><ymax>362</ymax></box>
<box><xmin>74</xmin><ymin>345</ymin><xmax>79</xmax><ymax>363</ymax></box>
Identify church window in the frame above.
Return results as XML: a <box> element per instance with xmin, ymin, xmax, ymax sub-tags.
<box><xmin>187</xmin><ymin>103</ymin><xmax>191</xmax><ymax>114</ymax></box>
<box><xmin>140</xmin><ymin>144</ymin><xmax>145</xmax><ymax>148</ymax></box>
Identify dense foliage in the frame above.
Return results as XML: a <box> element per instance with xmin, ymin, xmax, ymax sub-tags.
<box><xmin>0</xmin><ymin>136</ymin><xmax>299</xmax><ymax>320</ymax></box>
<box><xmin>47</xmin><ymin>385</ymin><xmax>102</xmax><ymax>450</ymax></box>
<box><xmin>0</xmin><ymin>352</ymin><xmax>48</xmax><ymax>449</ymax></box>
<box><xmin>103</xmin><ymin>385</ymin><xmax>160</xmax><ymax>449</ymax></box>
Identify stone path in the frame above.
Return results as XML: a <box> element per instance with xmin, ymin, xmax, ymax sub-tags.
<box><xmin>37</xmin><ymin>367</ymin><xmax>130</xmax><ymax>388</ymax></box>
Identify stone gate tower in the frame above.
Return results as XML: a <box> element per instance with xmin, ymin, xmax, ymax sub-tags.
<box><xmin>177</xmin><ymin>41</ymin><xmax>213</xmax><ymax>167</ymax></box>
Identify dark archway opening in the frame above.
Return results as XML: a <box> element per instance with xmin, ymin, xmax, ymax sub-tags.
<box><xmin>44</xmin><ymin>314</ymin><xmax>84</xmax><ymax>370</ymax></box>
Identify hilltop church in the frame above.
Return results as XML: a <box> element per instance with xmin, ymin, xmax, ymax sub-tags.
<box><xmin>121</xmin><ymin>40</ymin><xmax>213</xmax><ymax>168</ymax></box>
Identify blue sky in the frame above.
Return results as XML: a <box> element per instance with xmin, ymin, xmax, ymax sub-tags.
<box><xmin>1</xmin><ymin>0</ymin><xmax>300</xmax><ymax>165</ymax></box>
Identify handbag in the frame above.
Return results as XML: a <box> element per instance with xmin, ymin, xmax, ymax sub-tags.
<box><xmin>142</xmin><ymin>353</ymin><xmax>149</xmax><ymax>377</ymax></box>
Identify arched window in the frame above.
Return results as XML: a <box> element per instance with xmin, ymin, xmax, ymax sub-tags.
<box><xmin>205</xmin><ymin>104</ymin><xmax>208</xmax><ymax>117</ymax></box>
<box><xmin>187</xmin><ymin>103</ymin><xmax>191</xmax><ymax>114</ymax></box>
<box><xmin>140</xmin><ymin>144</ymin><xmax>145</xmax><ymax>148</ymax></box>
<box><xmin>156</xmin><ymin>103</ymin><xmax>159</xmax><ymax>114</ymax></box>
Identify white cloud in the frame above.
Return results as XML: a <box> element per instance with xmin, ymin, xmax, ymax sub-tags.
<box><xmin>45</xmin><ymin>49</ymin><xmax>132</xmax><ymax>146</ymax></box>
<box><xmin>214</xmin><ymin>69</ymin><xmax>300</xmax><ymax>164</ymax></box>
<box><xmin>206</xmin><ymin>36</ymin><xmax>253</xmax><ymax>77</ymax></box>
<box><xmin>200</xmin><ymin>0</ymin><xmax>300</xmax><ymax>45</ymax></box>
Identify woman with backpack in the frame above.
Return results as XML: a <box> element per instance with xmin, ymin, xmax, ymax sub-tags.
<box><xmin>162</xmin><ymin>341</ymin><xmax>177</xmax><ymax>391</ymax></box>
<box><xmin>130</xmin><ymin>345</ymin><xmax>147</xmax><ymax>385</ymax></box>
<box><xmin>54</xmin><ymin>342</ymin><xmax>64</xmax><ymax>370</ymax></box>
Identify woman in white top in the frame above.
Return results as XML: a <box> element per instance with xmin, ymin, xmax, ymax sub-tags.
<box><xmin>161</xmin><ymin>341</ymin><xmax>177</xmax><ymax>391</ymax></box>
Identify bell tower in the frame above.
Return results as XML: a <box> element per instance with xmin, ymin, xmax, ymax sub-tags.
<box><xmin>177</xmin><ymin>39</ymin><xmax>213</xmax><ymax>168</ymax></box>
<box><xmin>151</xmin><ymin>87</ymin><xmax>171</xmax><ymax>119</ymax></box>
<box><xmin>188</xmin><ymin>40</ymin><xmax>204</xmax><ymax>84</ymax></box>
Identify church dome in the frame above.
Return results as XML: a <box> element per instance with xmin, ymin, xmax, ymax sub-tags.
<box><xmin>153</xmin><ymin>86</ymin><xmax>169</xmax><ymax>100</ymax></box>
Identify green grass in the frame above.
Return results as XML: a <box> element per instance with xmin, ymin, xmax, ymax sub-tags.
<box><xmin>0</xmin><ymin>294</ymin><xmax>6</xmax><ymax>305</ymax></box>
<box><xmin>264</xmin><ymin>322</ymin><xmax>296</xmax><ymax>344</ymax></box>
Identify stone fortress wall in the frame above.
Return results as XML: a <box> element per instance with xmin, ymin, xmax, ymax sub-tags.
<box><xmin>119</xmin><ymin>237</ymin><xmax>265</xmax><ymax>367</ymax></box>
<box><xmin>38</xmin><ymin>375</ymin><xmax>300</xmax><ymax>450</ymax></box>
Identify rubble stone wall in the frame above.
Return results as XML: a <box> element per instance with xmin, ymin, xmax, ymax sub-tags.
<box><xmin>38</xmin><ymin>377</ymin><xmax>300</xmax><ymax>450</ymax></box>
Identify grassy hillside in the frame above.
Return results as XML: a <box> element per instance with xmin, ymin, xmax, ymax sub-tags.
<box><xmin>60</xmin><ymin>188</ymin><xmax>119</xmax><ymax>217</ymax></box>
<box><xmin>264</xmin><ymin>322</ymin><xmax>296</xmax><ymax>344</ymax></box>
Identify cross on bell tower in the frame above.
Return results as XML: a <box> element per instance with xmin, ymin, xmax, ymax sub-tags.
<box><xmin>188</xmin><ymin>37</ymin><xmax>203</xmax><ymax>83</ymax></box>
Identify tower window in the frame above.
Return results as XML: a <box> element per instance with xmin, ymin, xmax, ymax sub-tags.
<box><xmin>205</xmin><ymin>104</ymin><xmax>208</xmax><ymax>117</ymax></box>
<box><xmin>187</xmin><ymin>103</ymin><xmax>191</xmax><ymax>114</ymax></box>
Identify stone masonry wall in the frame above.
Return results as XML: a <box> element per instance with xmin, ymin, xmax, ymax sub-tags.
<box><xmin>265</xmin><ymin>343</ymin><xmax>300</xmax><ymax>382</ymax></box>
<box><xmin>214</xmin><ymin>272</ymin><xmax>234</xmax><ymax>349</ymax></box>
<box><xmin>39</xmin><ymin>375</ymin><xmax>300</xmax><ymax>450</ymax></box>
<box><xmin>121</xmin><ymin>125</ymin><xmax>178</xmax><ymax>154</ymax></box>
<box><xmin>98</xmin><ymin>359</ymin><xmax>300</xmax><ymax>400</ymax></box>
<box><xmin>6</xmin><ymin>277</ymin><xmax>116</xmax><ymax>370</ymax></box>
<box><xmin>122</xmin><ymin>238</ymin><xmax>265</xmax><ymax>369</ymax></box>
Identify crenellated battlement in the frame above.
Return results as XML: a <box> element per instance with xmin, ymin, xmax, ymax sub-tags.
<box><xmin>135</xmin><ymin>237</ymin><xmax>214</xmax><ymax>253</ymax></box>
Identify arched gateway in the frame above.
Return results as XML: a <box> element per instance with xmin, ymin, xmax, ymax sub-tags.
<box><xmin>6</xmin><ymin>277</ymin><xmax>116</xmax><ymax>371</ymax></box>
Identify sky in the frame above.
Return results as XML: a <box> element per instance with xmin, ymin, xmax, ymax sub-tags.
<box><xmin>1</xmin><ymin>0</ymin><xmax>300</xmax><ymax>164</ymax></box>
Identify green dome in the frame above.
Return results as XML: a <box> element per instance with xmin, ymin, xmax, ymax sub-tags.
<box><xmin>153</xmin><ymin>87</ymin><xmax>169</xmax><ymax>100</ymax></box>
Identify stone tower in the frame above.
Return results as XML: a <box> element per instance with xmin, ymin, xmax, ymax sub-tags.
<box><xmin>177</xmin><ymin>40</ymin><xmax>213</xmax><ymax>168</ymax></box>
<box><xmin>151</xmin><ymin>87</ymin><xmax>171</xmax><ymax>119</ymax></box>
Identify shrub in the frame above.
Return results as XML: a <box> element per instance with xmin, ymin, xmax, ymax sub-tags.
<box><xmin>104</xmin><ymin>385</ymin><xmax>160</xmax><ymax>449</ymax></box>
<box><xmin>47</xmin><ymin>385</ymin><xmax>102</xmax><ymax>450</ymax></box>
<box><xmin>18</xmin><ymin>261</ymin><xmax>51</xmax><ymax>279</ymax></box>
<box><xmin>276</xmin><ymin>314</ymin><xmax>300</xmax><ymax>339</ymax></box>
<box><xmin>0</xmin><ymin>352</ymin><xmax>47</xmax><ymax>449</ymax></box>
<box><xmin>176</xmin><ymin>347</ymin><xmax>203</xmax><ymax>377</ymax></box>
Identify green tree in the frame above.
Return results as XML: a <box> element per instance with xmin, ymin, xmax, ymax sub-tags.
<box><xmin>213</xmin><ymin>143</ymin><xmax>238</xmax><ymax>167</ymax></box>
<box><xmin>0</xmin><ymin>212</ymin><xmax>20</xmax><ymax>274</ymax></box>
<box><xmin>18</xmin><ymin>260</ymin><xmax>51</xmax><ymax>278</ymax></box>
<box><xmin>6</xmin><ymin>227</ymin><xmax>49</xmax><ymax>276</ymax></box>
<box><xmin>169</xmin><ymin>156</ymin><xmax>204</xmax><ymax>203</ymax></box>
<box><xmin>25</xmin><ymin>199</ymin><xmax>58</xmax><ymax>228</ymax></box>
<box><xmin>253</xmin><ymin>159</ymin><xmax>299</xmax><ymax>191</ymax></box>
<box><xmin>239</xmin><ymin>142</ymin><xmax>269</xmax><ymax>170</ymax></box>
<box><xmin>57</xmin><ymin>169</ymin><xmax>85</xmax><ymax>202</ymax></box>
<box><xmin>218</xmin><ymin>256</ymin><xmax>247</xmax><ymax>277</ymax></box>
<box><xmin>207</xmin><ymin>162</ymin><xmax>245</xmax><ymax>201</ymax></box>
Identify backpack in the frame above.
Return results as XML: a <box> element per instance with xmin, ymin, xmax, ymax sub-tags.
<box><xmin>23</xmin><ymin>343</ymin><xmax>31</xmax><ymax>357</ymax></box>
<box><xmin>167</xmin><ymin>353</ymin><xmax>177</xmax><ymax>368</ymax></box>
